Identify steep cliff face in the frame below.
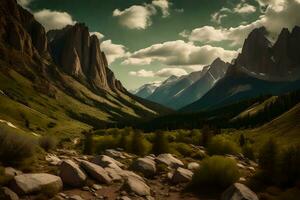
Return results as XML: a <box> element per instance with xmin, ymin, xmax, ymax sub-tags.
<box><xmin>48</xmin><ymin>23</ymin><xmax>125</xmax><ymax>92</ymax></box>
<box><xmin>0</xmin><ymin>0</ymin><xmax>48</xmax><ymax>58</ymax></box>
<box><xmin>233</xmin><ymin>26</ymin><xmax>300</xmax><ymax>80</ymax></box>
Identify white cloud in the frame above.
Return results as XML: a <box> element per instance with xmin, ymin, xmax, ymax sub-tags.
<box><xmin>192</xmin><ymin>0</ymin><xmax>300</xmax><ymax>46</ymax></box>
<box><xmin>100</xmin><ymin>40</ymin><xmax>129</xmax><ymax>64</ymax></box>
<box><xmin>152</xmin><ymin>0</ymin><xmax>171</xmax><ymax>17</ymax></box>
<box><xmin>90</xmin><ymin>32</ymin><xmax>105</xmax><ymax>41</ymax></box>
<box><xmin>129</xmin><ymin>68</ymin><xmax>188</xmax><ymax>78</ymax></box>
<box><xmin>234</xmin><ymin>2</ymin><xmax>257</xmax><ymax>14</ymax></box>
<box><xmin>113</xmin><ymin>5</ymin><xmax>156</xmax><ymax>30</ymax></box>
<box><xmin>123</xmin><ymin>40</ymin><xmax>237</xmax><ymax>66</ymax></box>
<box><xmin>112</xmin><ymin>0</ymin><xmax>171</xmax><ymax>29</ymax></box>
<box><xmin>211</xmin><ymin>12</ymin><xmax>228</xmax><ymax>24</ymax></box>
<box><xmin>129</xmin><ymin>69</ymin><xmax>154</xmax><ymax>77</ymax></box>
<box><xmin>156</xmin><ymin>68</ymin><xmax>187</xmax><ymax>77</ymax></box>
<box><xmin>34</xmin><ymin>9</ymin><xmax>75</xmax><ymax>31</ymax></box>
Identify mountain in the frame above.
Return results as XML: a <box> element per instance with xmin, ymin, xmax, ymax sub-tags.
<box><xmin>132</xmin><ymin>81</ymin><xmax>162</xmax><ymax>99</ymax></box>
<box><xmin>171</xmin><ymin>58</ymin><xmax>229</xmax><ymax>108</ymax></box>
<box><xmin>142</xmin><ymin>58</ymin><xmax>228</xmax><ymax>109</ymax></box>
<box><xmin>0</xmin><ymin>0</ymin><xmax>170</xmax><ymax>136</ymax></box>
<box><xmin>182</xmin><ymin>26</ymin><xmax>300</xmax><ymax>112</ymax></box>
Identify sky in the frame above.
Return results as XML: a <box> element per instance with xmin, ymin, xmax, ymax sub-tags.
<box><xmin>18</xmin><ymin>0</ymin><xmax>300</xmax><ymax>90</ymax></box>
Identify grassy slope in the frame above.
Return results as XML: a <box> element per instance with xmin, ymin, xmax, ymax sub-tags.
<box><xmin>231</xmin><ymin>103</ymin><xmax>300</xmax><ymax>151</ymax></box>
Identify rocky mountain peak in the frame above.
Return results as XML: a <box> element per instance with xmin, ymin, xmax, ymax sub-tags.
<box><xmin>48</xmin><ymin>23</ymin><xmax>125</xmax><ymax>92</ymax></box>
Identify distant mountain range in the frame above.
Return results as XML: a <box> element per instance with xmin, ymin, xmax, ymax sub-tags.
<box><xmin>134</xmin><ymin>26</ymin><xmax>300</xmax><ymax>111</ymax></box>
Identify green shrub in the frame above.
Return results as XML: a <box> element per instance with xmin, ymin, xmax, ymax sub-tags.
<box><xmin>207</xmin><ymin>135</ymin><xmax>241</xmax><ymax>156</ymax></box>
<box><xmin>95</xmin><ymin>135</ymin><xmax>118</xmax><ymax>153</ymax></box>
<box><xmin>0</xmin><ymin>129</ymin><xmax>36</xmax><ymax>166</ymax></box>
<box><xmin>130</xmin><ymin>130</ymin><xmax>150</xmax><ymax>156</ymax></box>
<box><xmin>191</xmin><ymin>156</ymin><xmax>240</xmax><ymax>190</ymax></box>
<box><xmin>82</xmin><ymin>130</ymin><xmax>94</xmax><ymax>155</ymax></box>
<box><xmin>39</xmin><ymin>135</ymin><xmax>57</xmax><ymax>152</ymax></box>
<box><xmin>170</xmin><ymin>142</ymin><xmax>193</xmax><ymax>157</ymax></box>
<box><xmin>152</xmin><ymin>131</ymin><xmax>170</xmax><ymax>155</ymax></box>
<box><xmin>258</xmin><ymin>138</ymin><xmax>278</xmax><ymax>174</ymax></box>
<box><xmin>278</xmin><ymin>145</ymin><xmax>300</xmax><ymax>186</ymax></box>
<box><xmin>242</xmin><ymin>143</ymin><xmax>255</xmax><ymax>160</ymax></box>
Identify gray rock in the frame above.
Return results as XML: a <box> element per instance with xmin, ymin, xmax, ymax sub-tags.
<box><xmin>0</xmin><ymin>187</ymin><xmax>19</xmax><ymax>200</ymax></box>
<box><xmin>171</xmin><ymin>167</ymin><xmax>193</xmax><ymax>183</ymax></box>
<box><xmin>131</xmin><ymin>157</ymin><xmax>156</xmax><ymax>177</ymax></box>
<box><xmin>80</xmin><ymin>160</ymin><xmax>112</xmax><ymax>184</ymax></box>
<box><xmin>69</xmin><ymin>195</ymin><xmax>84</xmax><ymax>200</ymax></box>
<box><xmin>155</xmin><ymin>154</ymin><xmax>184</xmax><ymax>168</ymax></box>
<box><xmin>59</xmin><ymin>160</ymin><xmax>87</xmax><ymax>187</ymax></box>
<box><xmin>187</xmin><ymin>162</ymin><xmax>200</xmax><ymax>171</ymax></box>
<box><xmin>4</xmin><ymin>168</ymin><xmax>22</xmax><ymax>177</ymax></box>
<box><xmin>221</xmin><ymin>183</ymin><xmax>258</xmax><ymax>200</ymax></box>
<box><xmin>93</xmin><ymin>155</ymin><xmax>124</xmax><ymax>170</ymax></box>
<box><xmin>10</xmin><ymin>173</ymin><xmax>62</xmax><ymax>196</ymax></box>
<box><xmin>104</xmin><ymin>167</ymin><xmax>123</xmax><ymax>181</ymax></box>
<box><xmin>123</xmin><ymin>177</ymin><xmax>151</xmax><ymax>196</ymax></box>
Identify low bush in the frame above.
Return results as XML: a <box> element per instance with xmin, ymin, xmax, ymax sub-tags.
<box><xmin>258</xmin><ymin>138</ymin><xmax>278</xmax><ymax>175</ymax></box>
<box><xmin>170</xmin><ymin>142</ymin><xmax>194</xmax><ymax>157</ymax></box>
<box><xmin>0</xmin><ymin>128</ymin><xmax>36</xmax><ymax>166</ymax></box>
<box><xmin>152</xmin><ymin>131</ymin><xmax>170</xmax><ymax>155</ymax></box>
<box><xmin>207</xmin><ymin>135</ymin><xmax>241</xmax><ymax>156</ymax></box>
<box><xmin>94</xmin><ymin>135</ymin><xmax>118</xmax><ymax>153</ymax></box>
<box><xmin>242</xmin><ymin>143</ymin><xmax>255</xmax><ymax>160</ymax></box>
<box><xmin>191</xmin><ymin>156</ymin><xmax>240</xmax><ymax>190</ymax></box>
<box><xmin>39</xmin><ymin>135</ymin><xmax>57</xmax><ymax>152</ymax></box>
<box><xmin>130</xmin><ymin>130</ymin><xmax>151</xmax><ymax>156</ymax></box>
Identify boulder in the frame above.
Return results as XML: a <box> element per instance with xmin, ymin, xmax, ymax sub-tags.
<box><xmin>221</xmin><ymin>183</ymin><xmax>258</xmax><ymax>200</ymax></box>
<box><xmin>10</xmin><ymin>173</ymin><xmax>62</xmax><ymax>196</ymax></box>
<box><xmin>80</xmin><ymin>160</ymin><xmax>112</xmax><ymax>184</ymax></box>
<box><xmin>59</xmin><ymin>160</ymin><xmax>87</xmax><ymax>187</ymax></box>
<box><xmin>123</xmin><ymin>177</ymin><xmax>151</xmax><ymax>196</ymax></box>
<box><xmin>0</xmin><ymin>187</ymin><xmax>19</xmax><ymax>200</ymax></box>
<box><xmin>93</xmin><ymin>155</ymin><xmax>124</xmax><ymax>170</ymax></box>
<box><xmin>104</xmin><ymin>167</ymin><xmax>123</xmax><ymax>181</ymax></box>
<box><xmin>4</xmin><ymin>168</ymin><xmax>22</xmax><ymax>177</ymax></box>
<box><xmin>187</xmin><ymin>162</ymin><xmax>200</xmax><ymax>171</ymax></box>
<box><xmin>105</xmin><ymin>149</ymin><xmax>126</xmax><ymax>159</ymax></box>
<box><xmin>155</xmin><ymin>154</ymin><xmax>184</xmax><ymax>168</ymax></box>
<box><xmin>131</xmin><ymin>157</ymin><xmax>156</xmax><ymax>177</ymax></box>
<box><xmin>171</xmin><ymin>167</ymin><xmax>193</xmax><ymax>183</ymax></box>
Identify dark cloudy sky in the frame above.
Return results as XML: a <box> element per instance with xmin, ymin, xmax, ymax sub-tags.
<box><xmin>18</xmin><ymin>0</ymin><xmax>300</xmax><ymax>90</ymax></box>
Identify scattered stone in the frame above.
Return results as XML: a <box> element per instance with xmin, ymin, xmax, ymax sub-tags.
<box><xmin>59</xmin><ymin>160</ymin><xmax>87</xmax><ymax>187</ymax></box>
<box><xmin>221</xmin><ymin>183</ymin><xmax>258</xmax><ymax>200</ymax></box>
<box><xmin>92</xmin><ymin>184</ymin><xmax>102</xmax><ymax>190</ymax></box>
<box><xmin>10</xmin><ymin>173</ymin><xmax>62</xmax><ymax>196</ymax></box>
<box><xmin>248</xmin><ymin>166</ymin><xmax>255</xmax><ymax>172</ymax></box>
<box><xmin>69</xmin><ymin>195</ymin><xmax>84</xmax><ymax>200</ymax></box>
<box><xmin>45</xmin><ymin>154</ymin><xmax>62</xmax><ymax>166</ymax></box>
<box><xmin>4</xmin><ymin>168</ymin><xmax>22</xmax><ymax>178</ymax></box>
<box><xmin>119</xmin><ymin>196</ymin><xmax>131</xmax><ymax>200</ymax></box>
<box><xmin>57</xmin><ymin>149</ymin><xmax>78</xmax><ymax>156</ymax></box>
<box><xmin>146</xmin><ymin>196</ymin><xmax>155</xmax><ymax>200</ymax></box>
<box><xmin>123</xmin><ymin>177</ymin><xmax>151</xmax><ymax>196</ymax></box>
<box><xmin>105</xmin><ymin>149</ymin><xmax>126</xmax><ymax>159</ymax></box>
<box><xmin>80</xmin><ymin>160</ymin><xmax>112</xmax><ymax>184</ymax></box>
<box><xmin>171</xmin><ymin>167</ymin><xmax>193</xmax><ymax>183</ymax></box>
<box><xmin>155</xmin><ymin>154</ymin><xmax>184</xmax><ymax>168</ymax></box>
<box><xmin>0</xmin><ymin>187</ymin><xmax>19</xmax><ymax>200</ymax></box>
<box><xmin>187</xmin><ymin>162</ymin><xmax>200</xmax><ymax>171</ymax></box>
<box><xmin>119</xmin><ymin>170</ymin><xmax>144</xmax><ymax>182</ymax></box>
<box><xmin>58</xmin><ymin>193</ymin><xmax>68</xmax><ymax>198</ymax></box>
<box><xmin>93</xmin><ymin>155</ymin><xmax>124</xmax><ymax>170</ymax></box>
<box><xmin>237</xmin><ymin>163</ymin><xmax>246</xmax><ymax>169</ymax></box>
<box><xmin>239</xmin><ymin>177</ymin><xmax>246</xmax><ymax>182</ymax></box>
<box><xmin>82</xmin><ymin>186</ymin><xmax>89</xmax><ymax>191</ymax></box>
<box><xmin>131</xmin><ymin>157</ymin><xmax>156</xmax><ymax>177</ymax></box>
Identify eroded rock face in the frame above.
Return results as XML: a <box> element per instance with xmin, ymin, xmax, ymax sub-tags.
<box><xmin>10</xmin><ymin>173</ymin><xmax>62</xmax><ymax>196</ymax></box>
<box><xmin>59</xmin><ymin>160</ymin><xmax>87</xmax><ymax>187</ymax></box>
<box><xmin>221</xmin><ymin>183</ymin><xmax>258</xmax><ymax>200</ymax></box>
<box><xmin>0</xmin><ymin>0</ymin><xmax>48</xmax><ymax>57</ymax></box>
<box><xmin>47</xmin><ymin>23</ymin><xmax>125</xmax><ymax>92</ymax></box>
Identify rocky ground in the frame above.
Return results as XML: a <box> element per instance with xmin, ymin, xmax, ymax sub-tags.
<box><xmin>0</xmin><ymin>147</ymin><xmax>259</xmax><ymax>200</ymax></box>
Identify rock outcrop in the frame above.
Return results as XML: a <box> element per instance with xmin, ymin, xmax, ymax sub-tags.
<box><xmin>80</xmin><ymin>160</ymin><xmax>112</xmax><ymax>184</ymax></box>
<box><xmin>47</xmin><ymin>23</ymin><xmax>125</xmax><ymax>92</ymax></box>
